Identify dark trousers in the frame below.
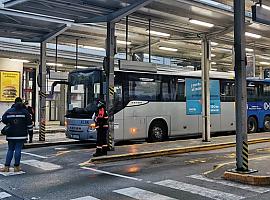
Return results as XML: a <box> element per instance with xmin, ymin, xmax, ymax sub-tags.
<box><xmin>5</xmin><ymin>140</ymin><xmax>24</xmax><ymax>167</ymax></box>
<box><xmin>96</xmin><ymin>127</ymin><xmax>108</xmax><ymax>147</ymax></box>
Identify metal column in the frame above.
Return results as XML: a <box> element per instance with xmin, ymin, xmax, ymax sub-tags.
<box><xmin>234</xmin><ymin>0</ymin><xmax>248</xmax><ymax>172</ymax></box>
<box><xmin>106</xmin><ymin>22</ymin><xmax>116</xmax><ymax>150</ymax></box>
<box><xmin>201</xmin><ymin>37</ymin><xmax>211</xmax><ymax>142</ymax></box>
<box><xmin>59</xmin><ymin>84</ymin><xmax>66</xmax><ymax>126</ymax></box>
<box><xmin>39</xmin><ymin>42</ymin><xmax>47</xmax><ymax>141</ymax></box>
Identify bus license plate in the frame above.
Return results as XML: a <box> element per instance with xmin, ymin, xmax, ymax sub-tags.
<box><xmin>72</xmin><ymin>135</ymin><xmax>80</xmax><ymax>139</ymax></box>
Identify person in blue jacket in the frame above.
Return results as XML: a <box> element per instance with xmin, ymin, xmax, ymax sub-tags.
<box><xmin>1</xmin><ymin>97</ymin><xmax>33</xmax><ymax>172</ymax></box>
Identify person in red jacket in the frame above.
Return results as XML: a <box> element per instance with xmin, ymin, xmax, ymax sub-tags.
<box><xmin>93</xmin><ymin>100</ymin><xmax>109</xmax><ymax>157</ymax></box>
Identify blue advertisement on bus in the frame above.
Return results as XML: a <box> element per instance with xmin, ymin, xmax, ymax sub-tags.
<box><xmin>186</xmin><ymin>79</ymin><xmax>221</xmax><ymax>115</ymax></box>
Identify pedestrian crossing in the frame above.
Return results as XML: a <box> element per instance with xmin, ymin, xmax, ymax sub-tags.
<box><xmin>69</xmin><ymin>173</ymin><xmax>270</xmax><ymax>200</ymax></box>
<box><xmin>0</xmin><ymin>159</ymin><xmax>62</xmax><ymax>176</ymax></box>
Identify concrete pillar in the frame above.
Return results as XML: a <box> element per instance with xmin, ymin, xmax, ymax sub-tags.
<box><xmin>59</xmin><ymin>84</ymin><xmax>66</xmax><ymax>125</ymax></box>
<box><xmin>201</xmin><ymin>36</ymin><xmax>211</xmax><ymax>142</ymax></box>
<box><xmin>259</xmin><ymin>66</ymin><xmax>264</xmax><ymax>79</ymax></box>
<box><xmin>39</xmin><ymin>42</ymin><xmax>47</xmax><ymax>141</ymax></box>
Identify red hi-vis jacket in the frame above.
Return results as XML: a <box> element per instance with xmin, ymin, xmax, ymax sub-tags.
<box><xmin>94</xmin><ymin>106</ymin><xmax>109</xmax><ymax>129</ymax></box>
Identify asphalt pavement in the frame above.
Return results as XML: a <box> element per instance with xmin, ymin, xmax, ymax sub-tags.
<box><xmin>0</xmin><ymin>140</ymin><xmax>270</xmax><ymax>199</ymax></box>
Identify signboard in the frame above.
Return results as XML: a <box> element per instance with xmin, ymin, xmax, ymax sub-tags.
<box><xmin>252</xmin><ymin>5</ymin><xmax>270</xmax><ymax>26</ymax></box>
<box><xmin>186</xmin><ymin>78</ymin><xmax>221</xmax><ymax>115</ymax></box>
<box><xmin>0</xmin><ymin>71</ymin><xmax>20</xmax><ymax>102</ymax></box>
<box><xmin>49</xmin><ymin>71</ymin><xmax>69</xmax><ymax>80</ymax></box>
<box><xmin>264</xmin><ymin>69</ymin><xmax>270</xmax><ymax>79</ymax></box>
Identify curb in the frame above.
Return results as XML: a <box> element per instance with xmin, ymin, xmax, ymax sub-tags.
<box><xmin>23</xmin><ymin>140</ymin><xmax>94</xmax><ymax>149</ymax></box>
<box><xmin>224</xmin><ymin>171</ymin><xmax>270</xmax><ymax>185</ymax></box>
<box><xmin>33</xmin><ymin>129</ymin><xmax>66</xmax><ymax>134</ymax></box>
<box><xmin>89</xmin><ymin>137</ymin><xmax>270</xmax><ymax>164</ymax></box>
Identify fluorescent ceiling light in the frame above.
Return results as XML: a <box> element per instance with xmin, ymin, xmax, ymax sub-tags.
<box><xmin>211</xmin><ymin>54</ymin><xmax>216</xmax><ymax>57</ymax></box>
<box><xmin>262</xmin><ymin>5</ymin><xmax>270</xmax><ymax>11</ymax></box>
<box><xmin>245</xmin><ymin>32</ymin><xmax>262</xmax><ymax>39</ymax></box>
<box><xmin>258</xmin><ymin>55</ymin><xmax>270</xmax><ymax>60</ymax></box>
<box><xmin>186</xmin><ymin>65</ymin><xmax>194</xmax><ymax>68</ymax></box>
<box><xmin>47</xmin><ymin>63</ymin><xmax>63</xmax><ymax>67</ymax></box>
<box><xmin>245</xmin><ymin>48</ymin><xmax>254</xmax><ymax>52</ymax></box>
<box><xmin>228</xmin><ymin>70</ymin><xmax>234</xmax><ymax>73</ymax></box>
<box><xmin>75</xmin><ymin>66</ymin><xmax>88</xmax><ymax>69</ymax></box>
<box><xmin>260</xmin><ymin>61</ymin><xmax>270</xmax><ymax>65</ymax></box>
<box><xmin>117</xmin><ymin>40</ymin><xmax>131</xmax><ymax>45</ymax></box>
<box><xmin>10</xmin><ymin>58</ymin><xmax>30</xmax><ymax>63</ymax></box>
<box><xmin>211</xmin><ymin>42</ymin><xmax>218</xmax><ymax>46</ymax></box>
<box><xmin>211</xmin><ymin>62</ymin><xmax>216</xmax><ymax>65</ymax></box>
<box><xmin>189</xmin><ymin>19</ymin><xmax>214</xmax><ymax>27</ymax></box>
<box><xmin>146</xmin><ymin>30</ymin><xmax>170</xmax><ymax>37</ymax></box>
<box><xmin>211</xmin><ymin>68</ymin><xmax>217</xmax><ymax>71</ymax></box>
<box><xmin>159</xmin><ymin>46</ymin><xmax>178</xmax><ymax>52</ymax></box>
<box><xmin>84</xmin><ymin>46</ymin><xmax>105</xmax><ymax>51</ymax></box>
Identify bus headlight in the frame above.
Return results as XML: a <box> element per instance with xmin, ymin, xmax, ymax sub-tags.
<box><xmin>89</xmin><ymin>123</ymin><xmax>96</xmax><ymax>130</ymax></box>
<box><xmin>64</xmin><ymin>120</ymin><xmax>68</xmax><ymax>127</ymax></box>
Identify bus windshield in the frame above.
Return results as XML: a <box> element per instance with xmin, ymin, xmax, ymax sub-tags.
<box><xmin>67</xmin><ymin>69</ymin><xmax>103</xmax><ymax>117</ymax></box>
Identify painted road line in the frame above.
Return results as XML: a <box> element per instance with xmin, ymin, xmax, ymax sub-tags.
<box><xmin>0</xmin><ymin>192</ymin><xmax>11</xmax><ymax>199</ymax></box>
<box><xmin>155</xmin><ymin>180</ymin><xmax>245</xmax><ymax>200</ymax></box>
<box><xmin>0</xmin><ymin>164</ymin><xmax>25</xmax><ymax>176</ymax></box>
<box><xmin>81</xmin><ymin>167</ymin><xmax>143</xmax><ymax>181</ymax></box>
<box><xmin>114</xmin><ymin>187</ymin><xmax>177</xmax><ymax>200</ymax></box>
<box><xmin>188</xmin><ymin>174</ymin><xmax>270</xmax><ymax>193</ymax></box>
<box><xmin>22</xmin><ymin>152</ymin><xmax>48</xmax><ymax>159</ymax></box>
<box><xmin>70</xmin><ymin>196</ymin><xmax>100</xmax><ymax>200</ymax></box>
<box><xmin>21</xmin><ymin>160</ymin><xmax>62</xmax><ymax>171</ymax></box>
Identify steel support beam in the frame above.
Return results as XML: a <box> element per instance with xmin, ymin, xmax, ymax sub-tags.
<box><xmin>22</xmin><ymin>24</ymin><xmax>69</xmax><ymax>43</ymax></box>
<box><xmin>201</xmin><ymin>36</ymin><xmax>211</xmax><ymax>142</ymax></box>
<box><xmin>106</xmin><ymin>22</ymin><xmax>116</xmax><ymax>150</ymax></box>
<box><xmin>76</xmin><ymin>0</ymin><xmax>154</xmax><ymax>23</ymax></box>
<box><xmin>39</xmin><ymin>41</ymin><xmax>47</xmax><ymax>141</ymax></box>
<box><xmin>234</xmin><ymin>0</ymin><xmax>248</xmax><ymax>172</ymax></box>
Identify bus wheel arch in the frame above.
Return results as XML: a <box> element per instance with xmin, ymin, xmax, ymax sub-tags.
<box><xmin>247</xmin><ymin>116</ymin><xmax>258</xmax><ymax>133</ymax></box>
<box><xmin>148</xmin><ymin>118</ymin><xmax>168</xmax><ymax>142</ymax></box>
<box><xmin>263</xmin><ymin>115</ymin><xmax>270</xmax><ymax>131</ymax></box>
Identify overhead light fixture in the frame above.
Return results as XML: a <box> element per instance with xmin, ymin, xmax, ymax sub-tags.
<box><xmin>211</xmin><ymin>54</ymin><xmax>216</xmax><ymax>57</ymax></box>
<box><xmin>245</xmin><ymin>32</ymin><xmax>262</xmax><ymax>39</ymax></box>
<box><xmin>211</xmin><ymin>68</ymin><xmax>217</xmax><ymax>71</ymax></box>
<box><xmin>260</xmin><ymin>61</ymin><xmax>270</xmax><ymax>65</ymax></box>
<box><xmin>211</xmin><ymin>62</ymin><xmax>217</xmax><ymax>65</ymax></box>
<box><xmin>211</xmin><ymin>42</ymin><xmax>218</xmax><ymax>46</ymax></box>
<box><xmin>262</xmin><ymin>5</ymin><xmax>270</xmax><ymax>11</ymax></box>
<box><xmin>74</xmin><ymin>66</ymin><xmax>88</xmax><ymax>69</ymax></box>
<box><xmin>258</xmin><ymin>55</ymin><xmax>270</xmax><ymax>60</ymax></box>
<box><xmin>189</xmin><ymin>19</ymin><xmax>214</xmax><ymax>27</ymax></box>
<box><xmin>146</xmin><ymin>30</ymin><xmax>170</xmax><ymax>37</ymax></box>
<box><xmin>245</xmin><ymin>48</ymin><xmax>254</xmax><ymax>52</ymax></box>
<box><xmin>46</xmin><ymin>63</ymin><xmax>63</xmax><ymax>67</ymax></box>
<box><xmin>84</xmin><ymin>46</ymin><xmax>105</xmax><ymax>51</ymax></box>
<box><xmin>186</xmin><ymin>65</ymin><xmax>194</xmax><ymax>68</ymax></box>
<box><xmin>117</xmin><ymin>40</ymin><xmax>132</xmax><ymax>45</ymax></box>
<box><xmin>10</xmin><ymin>58</ymin><xmax>30</xmax><ymax>63</ymax></box>
<box><xmin>159</xmin><ymin>46</ymin><xmax>178</xmax><ymax>52</ymax></box>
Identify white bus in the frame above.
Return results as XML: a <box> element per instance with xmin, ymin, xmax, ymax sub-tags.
<box><xmin>65</xmin><ymin>63</ymin><xmax>270</xmax><ymax>142</ymax></box>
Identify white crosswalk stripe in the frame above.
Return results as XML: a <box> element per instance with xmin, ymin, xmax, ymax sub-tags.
<box><xmin>188</xmin><ymin>174</ymin><xmax>270</xmax><ymax>194</ymax></box>
<box><xmin>0</xmin><ymin>192</ymin><xmax>11</xmax><ymax>199</ymax></box>
<box><xmin>0</xmin><ymin>164</ymin><xmax>25</xmax><ymax>176</ymax></box>
<box><xmin>154</xmin><ymin>179</ymin><xmax>245</xmax><ymax>200</ymax></box>
<box><xmin>21</xmin><ymin>159</ymin><xmax>62</xmax><ymax>171</ymax></box>
<box><xmin>70</xmin><ymin>196</ymin><xmax>100</xmax><ymax>200</ymax></box>
<box><xmin>114</xmin><ymin>187</ymin><xmax>177</xmax><ymax>200</ymax></box>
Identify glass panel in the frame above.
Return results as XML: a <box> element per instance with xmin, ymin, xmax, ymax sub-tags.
<box><xmin>129</xmin><ymin>81</ymin><xmax>160</xmax><ymax>101</ymax></box>
<box><xmin>176</xmin><ymin>79</ymin><xmax>185</xmax><ymax>101</ymax></box>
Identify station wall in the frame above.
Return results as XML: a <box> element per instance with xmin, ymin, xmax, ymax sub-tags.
<box><xmin>0</xmin><ymin>58</ymin><xmax>23</xmax><ymax>129</ymax></box>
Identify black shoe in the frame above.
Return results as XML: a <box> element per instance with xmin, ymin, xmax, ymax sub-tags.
<box><xmin>102</xmin><ymin>147</ymin><xmax>107</xmax><ymax>156</ymax></box>
<box><xmin>93</xmin><ymin>148</ymin><xmax>102</xmax><ymax>157</ymax></box>
<box><xmin>29</xmin><ymin>139</ymin><xmax>32</xmax><ymax>143</ymax></box>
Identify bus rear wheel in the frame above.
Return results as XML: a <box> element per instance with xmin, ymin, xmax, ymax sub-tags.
<box><xmin>248</xmin><ymin>116</ymin><xmax>258</xmax><ymax>133</ymax></box>
<box><xmin>148</xmin><ymin>121</ymin><xmax>168</xmax><ymax>142</ymax></box>
<box><xmin>264</xmin><ymin>116</ymin><xmax>270</xmax><ymax>131</ymax></box>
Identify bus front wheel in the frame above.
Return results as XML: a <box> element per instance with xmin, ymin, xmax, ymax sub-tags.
<box><xmin>148</xmin><ymin>121</ymin><xmax>168</xmax><ymax>142</ymax></box>
<box><xmin>264</xmin><ymin>116</ymin><xmax>270</xmax><ymax>131</ymax></box>
<box><xmin>248</xmin><ymin>116</ymin><xmax>258</xmax><ymax>133</ymax></box>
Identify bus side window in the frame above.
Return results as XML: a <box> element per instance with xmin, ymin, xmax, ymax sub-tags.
<box><xmin>263</xmin><ymin>84</ymin><xmax>270</xmax><ymax>101</ymax></box>
<box><xmin>220</xmin><ymin>80</ymin><xmax>235</xmax><ymax>102</ymax></box>
<box><xmin>247</xmin><ymin>82</ymin><xmax>258</xmax><ymax>102</ymax></box>
<box><xmin>176</xmin><ymin>78</ymin><xmax>185</xmax><ymax>102</ymax></box>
